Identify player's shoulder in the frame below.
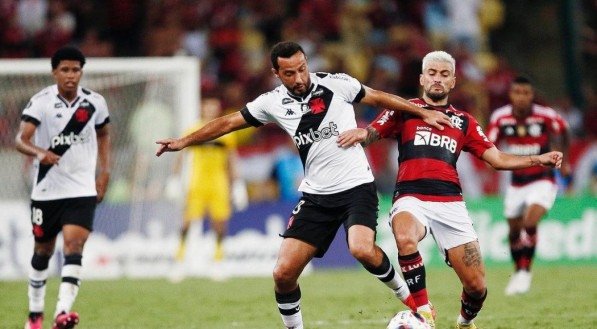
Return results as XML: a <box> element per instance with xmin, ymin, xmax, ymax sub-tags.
<box><xmin>489</xmin><ymin>105</ymin><xmax>513</xmax><ymax>121</ymax></box>
<box><xmin>80</xmin><ymin>87</ymin><xmax>106</xmax><ymax>102</ymax></box>
<box><xmin>315</xmin><ymin>72</ymin><xmax>357</xmax><ymax>84</ymax></box>
<box><xmin>30</xmin><ymin>86</ymin><xmax>54</xmax><ymax>102</ymax></box>
<box><xmin>532</xmin><ymin>104</ymin><xmax>560</xmax><ymax>119</ymax></box>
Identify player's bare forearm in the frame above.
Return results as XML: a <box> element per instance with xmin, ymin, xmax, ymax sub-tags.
<box><xmin>15</xmin><ymin>121</ymin><xmax>60</xmax><ymax>164</ymax></box>
<box><xmin>337</xmin><ymin>126</ymin><xmax>380</xmax><ymax>148</ymax></box>
<box><xmin>96</xmin><ymin>125</ymin><xmax>111</xmax><ymax>202</ymax></box>
<box><xmin>481</xmin><ymin>147</ymin><xmax>563</xmax><ymax>170</ymax></box>
<box><xmin>156</xmin><ymin>112</ymin><xmax>250</xmax><ymax>156</ymax></box>
<box><xmin>360</xmin><ymin>86</ymin><xmax>452</xmax><ymax>130</ymax></box>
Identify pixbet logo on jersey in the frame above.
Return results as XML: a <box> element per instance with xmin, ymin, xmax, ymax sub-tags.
<box><xmin>293</xmin><ymin>122</ymin><xmax>339</xmax><ymax>147</ymax></box>
<box><xmin>51</xmin><ymin>131</ymin><xmax>88</xmax><ymax>148</ymax></box>
<box><xmin>414</xmin><ymin>127</ymin><xmax>457</xmax><ymax>153</ymax></box>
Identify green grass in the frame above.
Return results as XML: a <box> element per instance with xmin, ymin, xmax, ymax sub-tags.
<box><xmin>1</xmin><ymin>265</ymin><xmax>596</xmax><ymax>328</ymax></box>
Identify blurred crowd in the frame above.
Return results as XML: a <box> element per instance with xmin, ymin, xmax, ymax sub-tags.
<box><xmin>1</xmin><ymin>0</ymin><xmax>596</xmax><ymax>198</ymax></box>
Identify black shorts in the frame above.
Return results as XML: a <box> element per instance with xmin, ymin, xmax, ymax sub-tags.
<box><xmin>30</xmin><ymin>196</ymin><xmax>97</xmax><ymax>242</ymax></box>
<box><xmin>281</xmin><ymin>182</ymin><xmax>379</xmax><ymax>258</ymax></box>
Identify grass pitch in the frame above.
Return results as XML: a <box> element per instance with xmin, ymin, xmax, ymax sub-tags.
<box><xmin>1</xmin><ymin>265</ymin><xmax>595</xmax><ymax>328</ymax></box>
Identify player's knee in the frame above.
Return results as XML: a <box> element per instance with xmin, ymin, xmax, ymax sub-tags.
<box><xmin>463</xmin><ymin>276</ymin><xmax>486</xmax><ymax>296</ymax></box>
<box><xmin>395</xmin><ymin>233</ymin><xmax>418</xmax><ymax>253</ymax></box>
<box><xmin>63</xmin><ymin>238</ymin><xmax>86</xmax><ymax>254</ymax></box>
<box><xmin>349</xmin><ymin>243</ymin><xmax>375</xmax><ymax>263</ymax></box>
<box><xmin>31</xmin><ymin>253</ymin><xmax>51</xmax><ymax>270</ymax></box>
<box><xmin>272</xmin><ymin>264</ymin><xmax>298</xmax><ymax>287</ymax></box>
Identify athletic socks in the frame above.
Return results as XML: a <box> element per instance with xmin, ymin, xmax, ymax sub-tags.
<box><xmin>364</xmin><ymin>250</ymin><xmax>414</xmax><ymax>309</ymax></box>
<box><xmin>54</xmin><ymin>254</ymin><xmax>82</xmax><ymax>318</ymax></box>
<box><xmin>459</xmin><ymin>288</ymin><xmax>487</xmax><ymax>323</ymax></box>
<box><xmin>275</xmin><ymin>286</ymin><xmax>303</xmax><ymax>329</ymax></box>
<box><xmin>510</xmin><ymin>227</ymin><xmax>537</xmax><ymax>271</ymax></box>
<box><xmin>28</xmin><ymin>253</ymin><xmax>50</xmax><ymax>314</ymax></box>
<box><xmin>398</xmin><ymin>251</ymin><xmax>428</xmax><ymax>308</ymax></box>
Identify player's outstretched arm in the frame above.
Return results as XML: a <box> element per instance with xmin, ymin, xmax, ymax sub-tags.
<box><xmin>156</xmin><ymin>111</ymin><xmax>251</xmax><ymax>156</ymax></box>
<box><xmin>359</xmin><ymin>86</ymin><xmax>452</xmax><ymax>130</ymax></box>
<box><xmin>96</xmin><ymin>124</ymin><xmax>111</xmax><ymax>203</ymax></box>
<box><xmin>337</xmin><ymin>126</ymin><xmax>380</xmax><ymax>148</ymax></box>
<box><xmin>481</xmin><ymin>146</ymin><xmax>563</xmax><ymax>170</ymax></box>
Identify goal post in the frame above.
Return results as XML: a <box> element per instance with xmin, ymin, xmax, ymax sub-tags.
<box><xmin>0</xmin><ymin>56</ymin><xmax>200</xmax><ymax>279</ymax></box>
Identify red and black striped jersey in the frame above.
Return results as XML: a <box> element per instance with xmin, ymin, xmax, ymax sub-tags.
<box><xmin>486</xmin><ymin>104</ymin><xmax>568</xmax><ymax>186</ymax></box>
<box><xmin>370</xmin><ymin>98</ymin><xmax>494</xmax><ymax>202</ymax></box>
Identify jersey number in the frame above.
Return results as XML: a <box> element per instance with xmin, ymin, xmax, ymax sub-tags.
<box><xmin>292</xmin><ymin>200</ymin><xmax>306</xmax><ymax>215</ymax></box>
<box><xmin>31</xmin><ymin>207</ymin><xmax>43</xmax><ymax>225</ymax></box>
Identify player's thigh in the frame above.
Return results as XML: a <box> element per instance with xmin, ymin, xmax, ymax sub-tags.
<box><xmin>184</xmin><ymin>189</ymin><xmax>206</xmax><ymax>220</ymax></box>
<box><xmin>274</xmin><ymin>237</ymin><xmax>317</xmax><ymax>279</ymax></box>
<box><xmin>503</xmin><ymin>185</ymin><xmax>526</xmax><ymax>218</ymax></box>
<box><xmin>346</xmin><ymin>224</ymin><xmax>376</xmax><ymax>253</ymax></box>
<box><xmin>281</xmin><ymin>198</ymin><xmax>342</xmax><ymax>258</ymax></box>
<box><xmin>389</xmin><ymin>197</ymin><xmax>430</xmax><ymax>246</ymax></box>
<box><xmin>524</xmin><ymin>180</ymin><xmax>557</xmax><ymax>213</ymax></box>
<box><xmin>446</xmin><ymin>240</ymin><xmax>486</xmax><ymax>291</ymax></box>
<box><xmin>30</xmin><ymin>199</ymin><xmax>65</xmax><ymax>243</ymax></box>
<box><xmin>206</xmin><ymin>185</ymin><xmax>232</xmax><ymax>221</ymax></box>
<box><xmin>61</xmin><ymin>197</ymin><xmax>96</xmax><ymax>253</ymax></box>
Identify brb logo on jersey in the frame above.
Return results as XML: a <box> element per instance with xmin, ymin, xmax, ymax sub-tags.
<box><xmin>293</xmin><ymin>122</ymin><xmax>339</xmax><ymax>147</ymax></box>
<box><xmin>51</xmin><ymin>131</ymin><xmax>89</xmax><ymax>148</ymax></box>
<box><xmin>414</xmin><ymin>127</ymin><xmax>457</xmax><ymax>153</ymax></box>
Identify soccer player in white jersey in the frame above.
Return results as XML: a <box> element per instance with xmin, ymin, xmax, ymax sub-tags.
<box><xmin>337</xmin><ymin>51</ymin><xmax>563</xmax><ymax>329</ymax></box>
<box><xmin>15</xmin><ymin>46</ymin><xmax>111</xmax><ymax>329</ymax></box>
<box><xmin>156</xmin><ymin>41</ymin><xmax>452</xmax><ymax>329</ymax></box>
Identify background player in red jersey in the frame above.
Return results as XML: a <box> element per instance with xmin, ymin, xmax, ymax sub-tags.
<box><xmin>338</xmin><ymin>51</ymin><xmax>562</xmax><ymax>329</ymax></box>
<box><xmin>486</xmin><ymin>77</ymin><xmax>570</xmax><ymax>296</ymax></box>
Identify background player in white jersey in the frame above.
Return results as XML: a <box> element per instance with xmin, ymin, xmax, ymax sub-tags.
<box><xmin>15</xmin><ymin>46</ymin><xmax>111</xmax><ymax>329</ymax></box>
<box><xmin>486</xmin><ymin>77</ymin><xmax>570</xmax><ymax>295</ymax></box>
<box><xmin>156</xmin><ymin>41</ymin><xmax>452</xmax><ymax>329</ymax></box>
<box><xmin>338</xmin><ymin>51</ymin><xmax>562</xmax><ymax>329</ymax></box>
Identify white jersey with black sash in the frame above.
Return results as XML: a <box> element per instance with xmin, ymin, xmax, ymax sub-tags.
<box><xmin>241</xmin><ymin>72</ymin><xmax>373</xmax><ymax>195</ymax></box>
<box><xmin>21</xmin><ymin>85</ymin><xmax>110</xmax><ymax>201</ymax></box>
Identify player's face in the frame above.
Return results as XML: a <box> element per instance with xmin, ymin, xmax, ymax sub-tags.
<box><xmin>509</xmin><ymin>83</ymin><xmax>534</xmax><ymax>116</ymax></box>
<box><xmin>273</xmin><ymin>52</ymin><xmax>311</xmax><ymax>97</ymax></box>
<box><xmin>53</xmin><ymin>60</ymin><xmax>82</xmax><ymax>96</ymax></box>
<box><xmin>420</xmin><ymin>61</ymin><xmax>455</xmax><ymax>103</ymax></box>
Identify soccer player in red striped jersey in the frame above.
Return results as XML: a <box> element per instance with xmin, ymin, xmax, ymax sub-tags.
<box><xmin>486</xmin><ymin>77</ymin><xmax>570</xmax><ymax>296</ymax></box>
<box><xmin>338</xmin><ymin>51</ymin><xmax>562</xmax><ymax>329</ymax></box>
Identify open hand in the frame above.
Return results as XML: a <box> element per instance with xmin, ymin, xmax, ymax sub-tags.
<box><xmin>424</xmin><ymin>111</ymin><xmax>453</xmax><ymax>130</ymax></box>
<box><xmin>337</xmin><ymin>128</ymin><xmax>368</xmax><ymax>148</ymax></box>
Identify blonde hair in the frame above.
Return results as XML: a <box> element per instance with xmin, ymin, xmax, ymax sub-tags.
<box><xmin>422</xmin><ymin>51</ymin><xmax>456</xmax><ymax>73</ymax></box>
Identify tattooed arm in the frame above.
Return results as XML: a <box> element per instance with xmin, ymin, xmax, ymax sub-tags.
<box><xmin>337</xmin><ymin>126</ymin><xmax>381</xmax><ymax>148</ymax></box>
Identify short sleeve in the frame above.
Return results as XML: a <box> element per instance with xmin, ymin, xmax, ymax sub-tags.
<box><xmin>244</xmin><ymin>92</ymin><xmax>273</xmax><ymax>126</ymax></box>
<box><xmin>94</xmin><ymin>94</ymin><xmax>110</xmax><ymax>128</ymax></box>
<box><xmin>21</xmin><ymin>98</ymin><xmax>43</xmax><ymax>125</ymax></box>
<box><xmin>320</xmin><ymin>73</ymin><xmax>363</xmax><ymax>103</ymax></box>
<box><xmin>463</xmin><ymin>115</ymin><xmax>495</xmax><ymax>158</ymax></box>
<box><xmin>549</xmin><ymin>113</ymin><xmax>569</xmax><ymax>135</ymax></box>
<box><xmin>369</xmin><ymin>109</ymin><xmax>401</xmax><ymax>138</ymax></box>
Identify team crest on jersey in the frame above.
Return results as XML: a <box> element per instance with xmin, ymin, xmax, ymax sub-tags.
<box><xmin>309</xmin><ymin>97</ymin><xmax>326</xmax><ymax>114</ymax></box>
<box><xmin>75</xmin><ymin>108</ymin><xmax>90</xmax><ymax>122</ymax></box>
<box><xmin>449</xmin><ymin>114</ymin><xmax>464</xmax><ymax>130</ymax></box>
<box><xmin>282</xmin><ymin>97</ymin><xmax>293</xmax><ymax>105</ymax></box>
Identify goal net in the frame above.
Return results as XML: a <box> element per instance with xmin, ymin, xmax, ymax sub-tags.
<box><xmin>0</xmin><ymin>57</ymin><xmax>199</xmax><ymax>279</ymax></box>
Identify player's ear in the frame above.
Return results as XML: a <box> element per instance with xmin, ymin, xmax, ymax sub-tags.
<box><xmin>271</xmin><ymin>68</ymin><xmax>279</xmax><ymax>79</ymax></box>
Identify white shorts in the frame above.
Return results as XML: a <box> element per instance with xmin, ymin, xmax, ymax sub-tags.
<box><xmin>503</xmin><ymin>180</ymin><xmax>557</xmax><ymax>218</ymax></box>
<box><xmin>389</xmin><ymin>196</ymin><xmax>477</xmax><ymax>257</ymax></box>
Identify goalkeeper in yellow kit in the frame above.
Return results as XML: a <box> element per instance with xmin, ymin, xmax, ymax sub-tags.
<box><xmin>173</xmin><ymin>98</ymin><xmax>240</xmax><ymax>265</ymax></box>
